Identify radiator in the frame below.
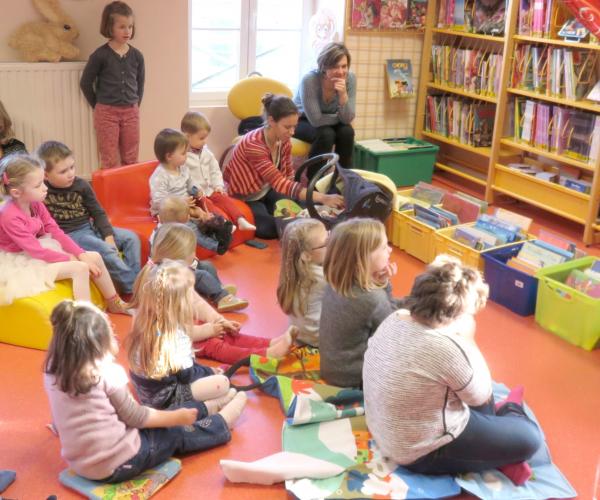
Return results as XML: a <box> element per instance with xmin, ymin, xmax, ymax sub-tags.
<box><xmin>0</xmin><ymin>62</ymin><xmax>98</xmax><ymax>178</ymax></box>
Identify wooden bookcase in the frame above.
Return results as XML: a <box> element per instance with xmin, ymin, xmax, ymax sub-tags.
<box><xmin>414</xmin><ymin>0</ymin><xmax>600</xmax><ymax>244</ymax></box>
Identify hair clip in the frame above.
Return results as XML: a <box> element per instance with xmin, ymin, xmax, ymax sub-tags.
<box><xmin>147</xmin><ymin>257</ymin><xmax>155</xmax><ymax>266</ymax></box>
<box><xmin>1</xmin><ymin>171</ymin><xmax>9</xmax><ymax>186</ymax></box>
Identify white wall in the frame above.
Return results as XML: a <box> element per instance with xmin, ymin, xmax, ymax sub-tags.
<box><xmin>0</xmin><ymin>0</ymin><xmax>237</xmax><ymax>162</ymax></box>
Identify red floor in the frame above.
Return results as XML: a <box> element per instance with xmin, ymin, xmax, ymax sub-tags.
<box><xmin>2</xmin><ymin>204</ymin><xmax>600</xmax><ymax>499</ymax></box>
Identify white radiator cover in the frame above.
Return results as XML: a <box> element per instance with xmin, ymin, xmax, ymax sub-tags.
<box><xmin>0</xmin><ymin>62</ymin><xmax>98</xmax><ymax>178</ymax></box>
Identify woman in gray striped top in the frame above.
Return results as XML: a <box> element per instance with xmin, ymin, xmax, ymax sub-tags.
<box><xmin>363</xmin><ymin>255</ymin><xmax>541</xmax><ymax>482</ymax></box>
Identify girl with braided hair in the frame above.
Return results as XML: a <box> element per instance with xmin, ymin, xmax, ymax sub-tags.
<box><xmin>126</xmin><ymin>260</ymin><xmax>247</xmax><ymax>430</ymax></box>
<box><xmin>277</xmin><ymin>218</ymin><xmax>328</xmax><ymax>347</ymax></box>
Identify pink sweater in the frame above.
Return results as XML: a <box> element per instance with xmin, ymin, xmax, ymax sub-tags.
<box><xmin>44</xmin><ymin>360</ymin><xmax>149</xmax><ymax>480</ymax></box>
<box><xmin>0</xmin><ymin>200</ymin><xmax>83</xmax><ymax>262</ymax></box>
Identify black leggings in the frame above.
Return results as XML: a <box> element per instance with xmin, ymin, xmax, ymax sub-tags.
<box><xmin>245</xmin><ymin>189</ymin><xmax>289</xmax><ymax>239</ymax></box>
<box><xmin>294</xmin><ymin>117</ymin><xmax>355</xmax><ymax>180</ymax></box>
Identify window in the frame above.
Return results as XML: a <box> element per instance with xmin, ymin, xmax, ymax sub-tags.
<box><xmin>190</xmin><ymin>0</ymin><xmax>345</xmax><ymax>105</ymax></box>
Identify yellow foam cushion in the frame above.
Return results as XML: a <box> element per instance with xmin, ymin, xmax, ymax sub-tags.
<box><xmin>227</xmin><ymin>76</ymin><xmax>293</xmax><ymax>120</ymax></box>
<box><xmin>0</xmin><ymin>280</ymin><xmax>105</xmax><ymax>351</ymax></box>
<box><xmin>291</xmin><ymin>138</ymin><xmax>311</xmax><ymax>157</ymax></box>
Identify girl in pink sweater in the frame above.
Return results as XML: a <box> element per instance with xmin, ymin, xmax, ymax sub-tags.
<box><xmin>44</xmin><ymin>300</ymin><xmax>245</xmax><ymax>482</ymax></box>
<box><xmin>0</xmin><ymin>155</ymin><xmax>127</xmax><ymax>313</ymax></box>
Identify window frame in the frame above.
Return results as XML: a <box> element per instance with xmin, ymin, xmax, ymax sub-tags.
<box><xmin>189</xmin><ymin>0</ymin><xmax>312</xmax><ymax>107</ymax></box>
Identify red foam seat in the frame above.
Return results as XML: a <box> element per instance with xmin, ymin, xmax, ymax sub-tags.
<box><xmin>92</xmin><ymin>161</ymin><xmax>255</xmax><ymax>262</ymax></box>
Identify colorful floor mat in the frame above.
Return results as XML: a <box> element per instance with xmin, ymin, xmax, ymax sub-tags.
<box><xmin>221</xmin><ymin>349</ymin><xmax>576</xmax><ymax>499</ymax></box>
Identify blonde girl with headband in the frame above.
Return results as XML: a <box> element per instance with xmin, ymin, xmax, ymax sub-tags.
<box><xmin>319</xmin><ymin>217</ymin><xmax>402</xmax><ymax>388</ymax></box>
<box><xmin>0</xmin><ymin>155</ymin><xmax>128</xmax><ymax>313</ymax></box>
<box><xmin>44</xmin><ymin>301</ymin><xmax>238</xmax><ymax>483</ymax></box>
<box><xmin>277</xmin><ymin>218</ymin><xmax>328</xmax><ymax>347</ymax></box>
<box><xmin>141</xmin><ymin>223</ymin><xmax>294</xmax><ymax>364</ymax></box>
<box><xmin>127</xmin><ymin>260</ymin><xmax>248</xmax><ymax>423</ymax></box>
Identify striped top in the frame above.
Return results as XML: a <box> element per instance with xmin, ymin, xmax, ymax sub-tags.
<box><xmin>223</xmin><ymin>127</ymin><xmax>302</xmax><ymax>200</ymax></box>
<box><xmin>363</xmin><ymin>310</ymin><xmax>492</xmax><ymax>465</ymax></box>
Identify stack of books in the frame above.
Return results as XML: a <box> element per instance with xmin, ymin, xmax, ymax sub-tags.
<box><xmin>432</xmin><ymin>45</ymin><xmax>503</xmax><ymax>97</ymax></box>
<box><xmin>452</xmin><ymin>208</ymin><xmax>531</xmax><ymax>250</ymax></box>
<box><xmin>566</xmin><ymin>261</ymin><xmax>600</xmax><ymax>298</ymax></box>
<box><xmin>507</xmin><ymin>230</ymin><xmax>582</xmax><ymax>274</ymax></box>
<box><xmin>397</xmin><ymin>182</ymin><xmax>448</xmax><ymax>210</ymax></box>
<box><xmin>517</xmin><ymin>0</ymin><xmax>554</xmax><ymax>37</ymax></box>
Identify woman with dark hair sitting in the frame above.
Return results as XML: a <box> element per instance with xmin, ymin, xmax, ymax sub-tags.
<box><xmin>363</xmin><ymin>255</ymin><xmax>542</xmax><ymax>485</ymax></box>
<box><xmin>294</xmin><ymin>42</ymin><xmax>356</xmax><ymax>181</ymax></box>
<box><xmin>223</xmin><ymin>93</ymin><xmax>343</xmax><ymax>240</ymax></box>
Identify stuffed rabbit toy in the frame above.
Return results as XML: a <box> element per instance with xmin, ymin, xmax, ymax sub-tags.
<box><xmin>9</xmin><ymin>0</ymin><xmax>80</xmax><ymax>62</ymax></box>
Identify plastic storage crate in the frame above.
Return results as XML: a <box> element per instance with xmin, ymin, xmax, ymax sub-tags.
<box><xmin>482</xmin><ymin>242</ymin><xmax>538</xmax><ymax>316</ymax></box>
<box><xmin>388</xmin><ymin>188</ymin><xmax>420</xmax><ymax>248</ymax></box>
<box><xmin>353</xmin><ymin>138</ymin><xmax>439</xmax><ymax>187</ymax></box>
<box><xmin>434</xmin><ymin>223</ymin><xmax>532</xmax><ymax>272</ymax></box>
<box><xmin>535</xmin><ymin>256</ymin><xmax>600</xmax><ymax>351</ymax></box>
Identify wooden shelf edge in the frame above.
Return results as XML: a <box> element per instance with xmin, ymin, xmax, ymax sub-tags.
<box><xmin>432</xmin><ymin>27</ymin><xmax>505</xmax><ymax>42</ymax></box>
<box><xmin>499</xmin><ymin>138</ymin><xmax>597</xmax><ymax>171</ymax></box>
<box><xmin>421</xmin><ymin>131</ymin><xmax>492</xmax><ymax>156</ymax></box>
<box><xmin>491</xmin><ymin>185</ymin><xmax>587</xmax><ymax>223</ymax></box>
<box><xmin>427</xmin><ymin>82</ymin><xmax>498</xmax><ymax>103</ymax></box>
<box><xmin>513</xmin><ymin>34</ymin><xmax>600</xmax><ymax>50</ymax></box>
<box><xmin>435</xmin><ymin>161</ymin><xmax>488</xmax><ymax>186</ymax></box>
<box><xmin>507</xmin><ymin>88</ymin><xmax>600</xmax><ymax>113</ymax></box>
<box><xmin>494</xmin><ymin>164</ymin><xmax>592</xmax><ymax>200</ymax></box>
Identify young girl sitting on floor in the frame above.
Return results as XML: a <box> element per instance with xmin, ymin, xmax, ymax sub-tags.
<box><xmin>363</xmin><ymin>255</ymin><xmax>541</xmax><ymax>485</ymax></box>
<box><xmin>277</xmin><ymin>219</ymin><xmax>328</xmax><ymax>347</ymax></box>
<box><xmin>127</xmin><ymin>259</ymin><xmax>248</xmax><ymax>415</ymax></box>
<box><xmin>147</xmin><ymin>223</ymin><xmax>295</xmax><ymax>364</ymax></box>
<box><xmin>44</xmin><ymin>301</ymin><xmax>242</xmax><ymax>483</ymax></box>
<box><xmin>319</xmin><ymin>217</ymin><xmax>401</xmax><ymax>387</ymax></box>
<box><xmin>0</xmin><ymin>155</ymin><xmax>128</xmax><ymax>313</ymax></box>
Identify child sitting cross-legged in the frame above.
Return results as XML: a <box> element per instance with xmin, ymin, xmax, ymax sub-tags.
<box><xmin>151</xmin><ymin>195</ymin><xmax>248</xmax><ymax>313</ymax></box>
<box><xmin>127</xmin><ymin>259</ymin><xmax>248</xmax><ymax>418</ymax></box>
<box><xmin>181</xmin><ymin>111</ymin><xmax>256</xmax><ymax>233</ymax></box>
<box><xmin>146</xmin><ymin>224</ymin><xmax>295</xmax><ymax>364</ymax></box>
<box><xmin>44</xmin><ymin>300</ymin><xmax>236</xmax><ymax>483</ymax></box>
<box><xmin>39</xmin><ymin>140</ymin><xmax>141</xmax><ymax>297</ymax></box>
<box><xmin>149</xmin><ymin>128</ymin><xmax>233</xmax><ymax>255</ymax></box>
<box><xmin>0</xmin><ymin>155</ymin><xmax>128</xmax><ymax>314</ymax></box>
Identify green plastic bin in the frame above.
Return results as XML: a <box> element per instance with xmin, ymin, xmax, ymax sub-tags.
<box><xmin>353</xmin><ymin>137</ymin><xmax>439</xmax><ymax>187</ymax></box>
<box><xmin>535</xmin><ymin>256</ymin><xmax>600</xmax><ymax>351</ymax></box>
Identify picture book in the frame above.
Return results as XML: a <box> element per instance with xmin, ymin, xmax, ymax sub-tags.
<box><xmin>441</xmin><ymin>192</ymin><xmax>481</xmax><ymax>223</ymax></box>
<box><xmin>454</xmin><ymin>0</ymin><xmax>466</xmax><ymax>29</ymax></box>
<box><xmin>495</xmin><ymin>207</ymin><xmax>533</xmax><ymax>231</ymax></box>
<box><xmin>386</xmin><ymin>59</ymin><xmax>414</xmax><ymax>98</ymax></box>
<box><xmin>380</xmin><ymin>0</ymin><xmax>408</xmax><ymax>29</ymax></box>
<box><xmin>537</xmin><ymin>229</ymin><xmax>577</xmax><ymax>253</ymax></box>
<box><xmin>407</xmin><ymin>0</ymin><xmax>428</xmax><ymax>27</ymax></box>
<box><xmin>558</xmin><ymin>18</ymin><xmax>589</xmax><ymax>41</ymax></box>
<box><xmin>566</xmin><ymin>269</ymin><xmax>600</xmax><ymax>298</ymax></box>
<box><xmin>518</xmin><ymin>241</ymin><xmax>566</xmax><ymax>267</ymax></box>
<box><xmin>474</xmin><ymin>0</ymin><xmax>506</xmax><ymax>35</ymax></box>
<box><xmin>351</xmin><ymin>0</ymin><xmax>382</xmax><ymax>29</ymax></box>
<box><xmin>411</xmin><ymin>181</ymin><xmax>447</xmax><ymax>204</ymax></box>
<box><xmin>472</xmin><ymin>104</ymin><xmax>495</xmax><ymax>147</ymax></box>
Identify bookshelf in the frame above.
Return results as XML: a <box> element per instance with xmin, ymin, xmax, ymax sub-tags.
<box><xmin>486</xmin><ymin>0</ymin><xmax>600</xmax><ymax>245</ymax></box>
<box><xmin>414</xmin><ymin>0</ymin><xmax>600</xmax><ymax>244</ymax></box>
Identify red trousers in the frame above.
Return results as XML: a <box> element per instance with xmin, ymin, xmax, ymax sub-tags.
<box><xmin>203</xmin><ymin>192</ymin><xmax>245</xmax><ymax>222</ymax></box>
<box><xmin>193</xmin><ymin>333</ymin><xmax>269</xmax><ymax>364</ymax></box>
<box><xmin>94</xmin><ymin>103</ymin><xmax>139</xmax><ymax>168</ymax></box>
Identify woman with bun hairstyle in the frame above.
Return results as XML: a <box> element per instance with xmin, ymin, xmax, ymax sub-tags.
<box><xmin>223</xmin><ymin>93</ymin><xmax>344</xmax><ymax>239</ymax></box>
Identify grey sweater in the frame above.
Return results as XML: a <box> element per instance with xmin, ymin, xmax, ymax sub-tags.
<box><xmin>319</xmin><ymin>283</ymin><xmax>400</xmax><ymax>387</ymax></box>
<box><xmin>294</xmin><ymin>69</ymin><xmax>356</xmax><ymax>127</ymax></box>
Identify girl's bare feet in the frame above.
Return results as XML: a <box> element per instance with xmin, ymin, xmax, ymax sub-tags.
<box><xmin>266</xmin><ymin>326</ymin><xmax>298</xmax><ymax>358</ymax></box>
<box><xmin>205</xmin><ymin>388</ymin><xmax>237</xmax><ymax>415</ymax></box>
<box><xmin>218</xmin><ymin>392</ymin><xmax>248</xmax><ymax>429</ymax></box>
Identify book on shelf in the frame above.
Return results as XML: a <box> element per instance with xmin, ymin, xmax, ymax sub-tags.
<box><xmin>407</xmin><ymin>0</ymin><xmax>428</xmax><ymax>28</ymax></box>
<box><xmin>586</xmin><ymin>80</ymin><xmax>600</xmax><ymax>102</ymax></box>
<box><xmin>564</xmin><ymin>177</ymin><xmax>592</xmax><ymax>193</ymax></box>
<box><xmin>473</xmin><ymin>104</ymin><xmax>495</xmax><ymax>147</ymax></box>
<box><xmin>558</xmin><ymin>18</ymin><xmax>589</xmax><ymax>41</ymax></box>
<box><xmin>386</xmin><ymin>59</ymin><xmax>414</xmax><ymax>98</ymax></box>
<box><xmin>473</xmin><ymin>0</ymin><xmax>506</xmax><ymax>35</ymax></box>
<box><xmin>518</xmin><ymin>0</ymin><xmax>555</xmax><ymax>37</ymax></box>
<box><xmin>380</xmin><ymin>0</ymin><xmax>408</xmax><ymax>29</ymax></box>
<box><xmin>351</xmin><ymin>0</ymin><xmax>382</xmax><ymax>29</ymax></box>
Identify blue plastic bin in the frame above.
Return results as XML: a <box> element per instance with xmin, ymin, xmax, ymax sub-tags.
<box><xmin>481</xmin><ymin>242</ymin><xmax>538</xmax><ymax>316</ymax></box>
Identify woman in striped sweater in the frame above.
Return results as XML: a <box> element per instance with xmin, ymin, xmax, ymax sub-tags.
<box><xmin>223</xmin><ymin>94</ymin><xmax>343</xmax><ymax>239</ymax></box>
<box><xmin>363</xmin><ymin>255</ymin><xmax>542</xmax><ymax>485</ymax></box>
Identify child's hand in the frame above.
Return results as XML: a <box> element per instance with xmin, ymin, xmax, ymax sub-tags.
<box><xmin>187</xmin><ymin>196</ymin><xmax>197</xmax><ymax>207</ymax></box>
<box><xmin>375</xmin><ymin>262</ymin><xmax>397</xmax><ymax>283</ymax></box>
<box><xmin>217</xmin><ymin>317</ymin><xmax>241</xmax><ymax>334</ymax></box>
<box><xmin>78</xmin><ymin>252</ymin><xmax>102</xmax><ymax>278</ymax></box>
<box><xmin>210</xmin><ymin>321</ymin><xmax>226</xmax><ymax>338</ymax></box>
<box><xmin>173</xmin><ymin>407</ymin><xmax>198</xmax><ymax>426</ymax></box>
<box><xmin>104</xmin><ymin>235</ymin><xmax>117</xmax><ymax>249</ymax></box>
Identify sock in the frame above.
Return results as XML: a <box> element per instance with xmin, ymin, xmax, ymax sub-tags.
<box><xmin>219</xmin><ymin>392</ymin><xmax>248</xmax><ymax>429</ymax></box>
<box><xmin>237</xmin><ymin>217</ymin><xmax>257</xmax><ymax>231</ymax></box>
<box><xmin>205</xmin><ymin>388</ymin><xmax>237</xmax><ymax>415</ymax></box>
<box><xmin>498</xmin><ymin>461</ymin><xmax>533</xmax><ymax>485</ymax></box>
<box><xmin>495</xmin><ymin>385</ymin><xmax>524</xmax><ymax>411</ymax></box>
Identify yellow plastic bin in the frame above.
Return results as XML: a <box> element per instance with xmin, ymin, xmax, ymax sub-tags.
<box><xmin>434</xmin><ymin>223</ymin><xmax>532</xmax><ymax>272</ymax></box>
<box><xmin>387</xmin><ymin>188</ymin><xmax>417</xmax><ymax>248</ymax></box>
<box><xmin>535</xmin><ymin>256</ymin><xmax>600</xmax><ymax>351</ymax></box>
<box><xmin>401</xmin><ymin>212</ymin><xmax>445</xmax><ymax>263</ymax></box>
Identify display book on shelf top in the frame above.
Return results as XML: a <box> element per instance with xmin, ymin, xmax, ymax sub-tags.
<box><xmin>485</xmin><ymin>0</ymin><xmax>600</xmax><ymax>245</ymax></box>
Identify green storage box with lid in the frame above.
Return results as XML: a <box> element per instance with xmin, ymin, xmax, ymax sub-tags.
<box><xmin>353</xmin><ymin>137</ymin><xmax>439</xmax><ymax>187</ymax></box>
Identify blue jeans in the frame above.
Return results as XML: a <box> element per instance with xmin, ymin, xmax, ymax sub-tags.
<box><xmin>186</xmin><ymin>221</ymin><xmax>219</xmax><ymax>252</ymax></box>
<box><xmin>103</xmin><ymin>400</ymin><xmax>231</xmax><ymax>483</ymax></box>
<box><xmin>194</xmin><ymin>261</ymin><xmax>227</xmax><ymax>303</ymax></box>
<box><xmin>406</xmin><ymin>399</ymin><xmax>542</xmax><ymax>475</ymax></box>
<box><xmin>68</xmin><ymin>223</ymin><xmax>141</xmax><ymax>294</ymax></box>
